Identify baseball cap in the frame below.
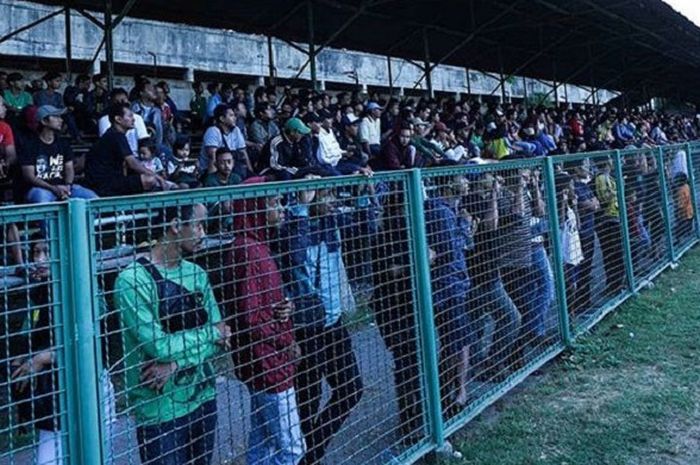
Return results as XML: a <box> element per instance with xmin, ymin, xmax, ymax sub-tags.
<box><xmin>285</xmin><ymin>117</ymin><xmax>311</xmax><ymax>135</ymax></box>
<box><xmin>341</xmin><ymin>114</ymin><xmax>360</xmax><ymax>127</ymax></box>
<box><xmin>366</xmin><ymin>101</ymin><xmax>382</xmax><ymax>112</ymax></box>
<box><xmin>36</xmin><ymin>105</ymin><xmax>67</xmax><ymax>122</ymax></box>
<box><xmin>434</xmin><ymin>122</ymin><xmax>450</xmax><ymax>133</ymax></box>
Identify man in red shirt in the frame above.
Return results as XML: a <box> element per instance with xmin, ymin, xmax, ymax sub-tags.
<box><xmin>0</xmin><ymin>95</ymin><xmax>17</xmax><ymax>178</ymax></box>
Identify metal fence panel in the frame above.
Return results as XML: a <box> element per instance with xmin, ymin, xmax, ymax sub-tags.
<box><xmin>85</xmin><ymin>173</ymin><xmax>433</xmax><ymax>465</ymax></box>
<box><xmin>418</xmin><ymin>159</ymin><xmax>566</xmax><ymax>439</ymax></box>
<box><xmin>0</xmin><ymin>204</ymin><xmax>74</xmax><ymax>465</ymax></box>
<box><xmin>0</xmin><ymin>148</ymin><xmax>699</xmax><ymax>465</ymax></box>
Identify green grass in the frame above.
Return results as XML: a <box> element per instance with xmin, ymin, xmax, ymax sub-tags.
<box><xmin>437</xmin><ymin>247</ymin><xmax>700</xmax><ymax>465</ymax></box>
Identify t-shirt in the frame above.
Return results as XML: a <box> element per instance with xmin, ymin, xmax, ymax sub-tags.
<box><xmin>33</xmin><ymin>90</ymin><xmax>64</xmax><ymax>108</ymax></box>
<box><xmin>86</xmin><ymin>127</ymin><xmax>133</xmax><ymax>188</ymax></box>
<box><xmin>574</xmin><ymin>180</ymin><xmax>596</xmax><ymax>237</ymax></box>
<box><xmin>115</xmin><ymin>259</ymin><xmax>222</xmax><ymax>425</ymax></box>
<box><xmin>359</xmin><ymin>116</ymin><xmax>381</xmax><ymax>145</ymax></box>
<box><xmin>2</xmin><ymin>90</ymin><xmax>33</xmax><ymax>111</ymax></box>
<box><xmin>199</xmin><ymin>125</ymin><xmax>246</xmax><ymax>172</ymax></box>
<box><xmin>0</xmin><ymin>121</ymin><xmax>15</xmax><ymax>148</ymax></box>
<box><xmin>202</xmin><ymin>172</ymin><xmax>242</xmax><ymax>187</ymax></box>
<box><xmin>98</xmin><ymin>113</ymin><xmax>149</xmax><ymax>154</ymax></box>
<box><xmin>19</xmin><ymin>135</ymin><xmax>73</xmax><ymax>186</ymax></box>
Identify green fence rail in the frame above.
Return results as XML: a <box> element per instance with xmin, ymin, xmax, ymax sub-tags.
<box><xmin>0</xmin><ymin>144</ymin><xmax>697</xmax><ymax>465</ymax></box>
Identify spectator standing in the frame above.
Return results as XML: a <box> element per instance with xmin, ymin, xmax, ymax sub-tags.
<box><xmin>115</xmin><ymin>204</ymin><xmax>231</xmax><ymax>465</ymax></box>
<box><xmin>225</xmin><ymin>178</ymin><xmax>305</xmax><ymax>465</ymax></box>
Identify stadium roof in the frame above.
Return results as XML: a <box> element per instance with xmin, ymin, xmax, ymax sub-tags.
<box><xmin>30</xmin><ymin>0</ymin><xmax>700</xmax><ymax>101</ymax></box>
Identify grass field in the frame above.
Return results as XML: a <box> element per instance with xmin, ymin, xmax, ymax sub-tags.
<box><xmin>436</xmin><ymin>247</ymin><xmax>700</xmax><ymax>465</ymax></box>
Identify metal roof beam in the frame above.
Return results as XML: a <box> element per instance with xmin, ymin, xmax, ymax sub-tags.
<box><xmin>0</xmin><ymin>7</ymin><xmax>66</xmax><ymax>46</ymax></box>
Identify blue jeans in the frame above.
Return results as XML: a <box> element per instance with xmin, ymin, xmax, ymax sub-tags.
<box><xmin>247</xmin><ymin>387</ymin><xmax>305</xmax><ymax>465</ymax></box>
<box><xmin>26</xmin><ymin>185</ymin><xmax>98</xmax><ymax>203</ymax></box>
<box><xmin>469</xmin><ymin>279</ymin><xmax>521</xmax><ymax>365</ymax></box>
<box><xmin>137</xmin><ymin>400</ymin><xmax>217</xmax><ymax>465</ymax></box>
<box><xmin>529</xmin><ymin>245</ymin><xmax>554</xmax><ymax>338</ymax></box>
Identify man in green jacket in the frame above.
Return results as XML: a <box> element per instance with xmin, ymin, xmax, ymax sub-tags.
<box><xmin>115</xmin><ymin>203</ymin><xmax>231</xmax><ymax>465</ymax></box>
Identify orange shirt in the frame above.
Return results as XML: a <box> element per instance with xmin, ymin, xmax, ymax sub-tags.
<box><xmin>677</xmin><ymin>184</ymin><xmax>694</xmax><ymax>220</ymax></box>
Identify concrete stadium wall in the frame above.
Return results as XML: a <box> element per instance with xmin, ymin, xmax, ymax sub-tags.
<box><xmin>0</xmin><ymin>0</ymin><xmax>616</xmax><ymax>108</ymax></box>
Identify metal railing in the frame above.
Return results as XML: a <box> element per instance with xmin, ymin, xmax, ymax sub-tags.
<box><xmin>0</xmin><ymin>142</ymin><xmax>699</xmax><ymax>465</ymax></box>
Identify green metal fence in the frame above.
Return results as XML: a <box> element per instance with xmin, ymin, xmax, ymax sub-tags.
<box><xmin>0</xmin><ymin>144</ymin><xmax>697</xmax><ymax>465</ymax></box>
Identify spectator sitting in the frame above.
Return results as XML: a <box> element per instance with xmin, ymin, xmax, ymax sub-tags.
<box><xmin>249</xmin><ymin>102</ymin><xmax>280</xmax><ymax>149</ymax></box>
<box><xmin>3</xmin><ymin>73</ymin><xmax>33</xmax><ymax>115</ymax></box>
<box><xmin>19</xmin><ymin>105</ymin><xmax>96</xmax><ymax>203</ymax></box>
<box><xmin>137</xmin><ymin>138</ymin><xmax>165</xmax><ymax>177</ymax></box>
<box><xmin>98</xmin><ymin>88</ymin><xmax>150</xmax><ymax>155</ymax></box>
<box><xmin>202</xmin><ymin>148</ymin><xmax>242</xmax><ymax>188</ymax></box>
<box><xmin>200</xmin><ymin>103</ymin><xmax>251</xmax><ymax>179</ymax></box>
<box><xmin>259</xmin><ymin>117</ymin><xmax>313</xmax><ymax>180</ymax></box>
<box><xmin>131</xmin><ymin>79</ymin><xmax>164</xmax><ymax>146</ymax></box>
<box><xmin>86</xmin><ymin>73</ymin><xmax>109</xmax><ymax>122</ymax></box>
<box><xmin>337</xmin><ymin>113</ymin><xmax>369</xmax><ymax>167</ymax></box>
<box><xmin>33</xmin><ymin>72</ymin><xmax>64</xmax><ymax>108</ymax></box>
<box><xmin>0</xmin><ymin>95</ymin><xmax>17</xmax><ymax>179</ymax></box>
<box><xmin>376</xmin><ymin>125</ymin><xmax>421</xmax><ymax>170</ymax></box>
<box><xmin>359</xmin><ymin>101</ymin><xmax>382</xmax><ymax>160</ymax></box>
<box><xmin>166</xmin><ymin>136</ymin><xmax>200</xmax><ymax>189</ymax></box>
<box><xmin>189</xmin><ymin>81</ymin><xmax>207</xmax><ymax>127</ymax></box>
<box><xmin>86</xmin><ymin>103</ymin><xmax>167</xmax><ymax>197</ymax></box>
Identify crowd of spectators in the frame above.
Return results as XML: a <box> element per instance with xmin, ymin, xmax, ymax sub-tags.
<box><xmin>2</xmin><ymin>68</ymin><xmax>699</xmax><ymax>465</ymax></box>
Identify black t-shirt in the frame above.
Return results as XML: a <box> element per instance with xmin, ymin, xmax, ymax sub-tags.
<box><xmin>86</xmin><ymin>127</ymin><xmax>132</xmax><ymax>186</ymax></box>
<box><xmin>19</xmin><ymin>135</ymin><xmax>73</xmax><ymax>187</ymax></box>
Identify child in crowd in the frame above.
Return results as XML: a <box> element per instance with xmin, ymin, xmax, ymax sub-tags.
<box><xmin>167</xmin><ymin>136</ymin><xmax>200</xmax><ymax>188</ymax></box>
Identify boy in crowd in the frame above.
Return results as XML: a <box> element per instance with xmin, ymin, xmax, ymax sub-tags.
<box><xmin>225</xmin><ymin>177</ymin><xmax>305</xmax><ymax>465</ymax></box>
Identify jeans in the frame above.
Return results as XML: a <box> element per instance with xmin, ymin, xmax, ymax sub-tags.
<box><xmin>35</xmin><ymin>429</ymin><xmax>63</xmax><ymax>465</ymax></box>
<box><xmin>573</xmin><ymin>232</ymin><xmax>596</xmax><ymax>311</ymax></box>
<box><xmin>596</xmin><ymin>217</ymin><xmax>625</xmax><ymax>294</ymax></box>
<box><xmin>529</xmin><ymin>245</ymin><xmax>554</xmax><ymax>338</ymax></box>
<box><xmin>137</xmin><ymin>400</ymin><xmax>217</xmax><ymax>465</ymax></box>
<box><xmin>248</xmin><ymin>387</ymin><xmax>305</xmax><ymax>465</ymax></box>
<box><xmin>295</xmin><ymin>323</ymin><xmax>363</xmax><ymax>465</ymax></box>
<box><xmin>469</xmin><ymin>279</ymin><xmax>521</xmax><ymax>367</ymax></box>
<box><xmin>502</xmin><ymin>266</ymin><xmax>538</xmax><ymax>342</ymax></box>
<box><xmin>26</xmin><ymin>185</ymin><xmax>98</xmax><ymax>204</ymax></box>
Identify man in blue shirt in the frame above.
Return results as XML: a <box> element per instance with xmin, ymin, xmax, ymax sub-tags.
<box><xmin>568</xmin><ymin>160</ymin><xmax>600</xmax><ymax>313</ymax></box>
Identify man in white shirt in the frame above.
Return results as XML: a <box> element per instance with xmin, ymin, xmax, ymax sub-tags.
<box><xmin>98</xmin><ymin>88</ymin><xmax>149</xmax><ymax>155</ymax></box>
<box><xmin>359</xmin><ymin>101</ymin><xmax>382</xmax><ymax>160</ymax></box>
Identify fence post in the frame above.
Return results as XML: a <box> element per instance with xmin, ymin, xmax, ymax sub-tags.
<box><xmin>613</xmin><ymin>150</ymin><xmax>637</xmax><ymax>292</ymax></box>
<box><xmin>684</xmin><ymin>142</ymin><xmax>700</xmax><ymax>239</ymax></box>
<box><xmin>53</xmin><ymin>208</ymin><xmax>80</xmax><ymax>464</ymax></box>
<box><xmin>406</xmin><ymin>169</ymin><xmax>445</xmax><ymax>450</ymax></box>
<box><xmin>543</xmin><ymin>157</ymin><xmax>573</xmax><ymax>347</ymax></box>
<box><xmin>68</xmin><ymin>199</ymin><xmax>103</xmax><ymax>464</ymax></box>
<box><xmin>657</xmin><ymin>147</ymin><xmax>677</xmax><ymax>262</ymax></box>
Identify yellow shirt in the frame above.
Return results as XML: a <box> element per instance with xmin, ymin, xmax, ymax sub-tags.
<box><xmin>595</xmin><ymin>173</ymin><xmax>619</xmax><ymax>218</ymax></box>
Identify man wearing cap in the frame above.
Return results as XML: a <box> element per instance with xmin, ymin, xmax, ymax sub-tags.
<box><xmin>2</xmin><ymin>73</ymin><xmax>32</xmax><ymax>115</ymax></box>
<box><xmin>19</xmin><ymin>105</ymin><xmax>96</xmax><ymax>203</ymax></box>
<box><xmin>260</xmin><ymin>117</ymin><xmax>313</xmax><ymax>180</ymax></box>
<box><xmin>33</xmin><ymin>73</ymin><xmax>64</xmax><ymax>109</ymax></box>
<box><xmin>338</xmin><ymin>113</ymin><xmax>369</xmax><ymax>168</ymax></box>
<box><xmin>359</xmin><ymin>101</ymin><xmax>382</xmax><ymax>160</ymax></box>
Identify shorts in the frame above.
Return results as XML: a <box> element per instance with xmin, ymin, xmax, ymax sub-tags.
<box><xmin>94</xmin><ymin>175</ymin><xmax>144</xmax><ymax>197</ymax></box>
